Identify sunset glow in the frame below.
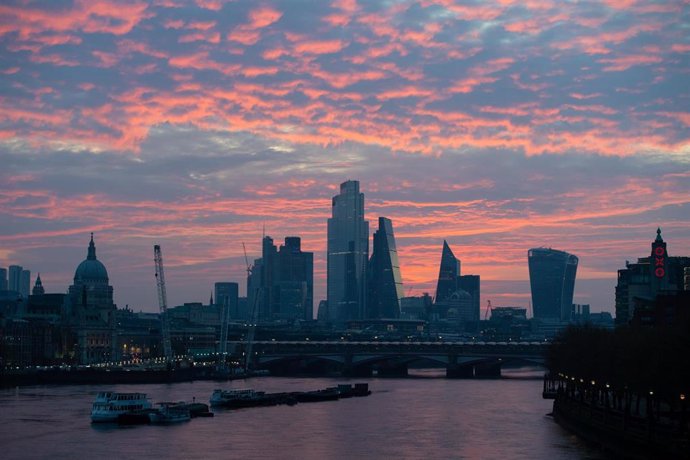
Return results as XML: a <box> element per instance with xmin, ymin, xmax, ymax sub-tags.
<box><xmin>1</xmin><ymin>0</ymin><xmax>689</xmax><ymax>313</ymax></box>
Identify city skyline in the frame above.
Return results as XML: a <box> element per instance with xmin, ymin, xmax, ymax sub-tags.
<box><xmin>1</xmin><ymin>1</ymin><xmax>689</xmax><ymax>314</ymax></box>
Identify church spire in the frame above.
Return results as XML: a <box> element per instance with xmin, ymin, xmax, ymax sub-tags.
<box><xmin>87</xmin><ymin>232</ymin><xmax>97</xmax><ymax>260</ymax></box>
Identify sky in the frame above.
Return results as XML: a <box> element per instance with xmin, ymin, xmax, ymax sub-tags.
<box><xmin>1</xmin><ymin>0</ymin><xmax>689</xmax><ymax>316</ymax></box>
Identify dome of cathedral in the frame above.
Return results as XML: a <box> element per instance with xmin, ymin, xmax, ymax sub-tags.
<box><xmin>74</xmin><ymin>234</ymin><xmax>109</xmax><ymax>283</ymax></box>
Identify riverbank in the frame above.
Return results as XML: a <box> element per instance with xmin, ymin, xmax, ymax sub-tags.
<box><xmin>552</xmin><ymin>392</ymin><xmax>689</xmax><ymax>459</ymax></box>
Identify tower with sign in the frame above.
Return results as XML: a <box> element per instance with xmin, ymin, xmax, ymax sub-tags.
<box><xmin>650</xmin><ymin>228</ymin><xmax>668</xmax><ymax>294</ymax></box>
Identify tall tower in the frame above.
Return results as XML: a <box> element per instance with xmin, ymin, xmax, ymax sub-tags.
<box><xmin>0</xmin><ymin>267</ymin><xmax>7</xmax><ymax>291</ymax></box>
<box><xmin>8</xmin><ymin>265</ymin><xmax>22</xmax><ymax>293</ymax></box>
<box><xmin>327</xmin><ymin>180</ymin><xmax>369</xmax><ymax>321</ymax></box>
<box><xmin>435</xmin><ymin>241</ymin><xmax>460</xmax><ymax>303</ymax></box>
<box><xmin>367</xmin><ymin>217</ymin><xmax>404</xmax><ymax>319</ymax></box>
<box><xmin>528</xmin><ymin>248</ymin><xmax>579</xmax><ymax>321</ymax></box>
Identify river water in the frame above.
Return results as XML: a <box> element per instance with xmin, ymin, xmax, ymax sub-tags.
<box><xmin>0</xmin><ymin>370</ymin><xmax>606</xmax><ymax>459</ymax></box>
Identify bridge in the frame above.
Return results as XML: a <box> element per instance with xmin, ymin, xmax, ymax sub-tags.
<box><xmin>230</xmin><ymin>340</ymin><xmax>548</xmax><ymax>378</ymax></box>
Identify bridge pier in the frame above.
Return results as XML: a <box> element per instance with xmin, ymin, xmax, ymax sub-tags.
<box><xmin>474</xmin><ymin>361</ymin><xmax>502</xmax><ymax>378</ymax></box>
<box><xmin>446</xmin><ymin>363</ymin><xmax>475</xmax><ymax>378</ymax></box>
<box><xmin>374</xmin><ymin>363</ymin><xmax>408</xmax><ymax>377</ymax></box>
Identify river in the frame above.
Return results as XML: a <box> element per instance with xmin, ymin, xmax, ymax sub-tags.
<box><xmin>0</xmin><ymin>370</ymin><xmax>606</xmax><ymax>459</ymax></box>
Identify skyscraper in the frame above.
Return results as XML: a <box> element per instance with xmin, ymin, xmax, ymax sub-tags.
<box><xmin>276</xmin><ymin>237</ymin><xmax>313</xmax><ymax>321</ymax></box>
<box><xmin>248</xmin><ymin>236</ymin><xmax>313</xmax><ymax>321</ymax></box>
<box><xmin>8</xmin><ymin>265</ymin><xmax>22</xmax><ymax>293</ymax></box>
<box><xmin>0</xmin><ymin>267</ymin><xmax>7</xmax><ymax>291</ymax></box>
<box><xmin>215</xmin><ymin>282</ymin><xmax>239</xmax><ymax>319</ymax></box>
<box><xmin>528</xmin><ymin>248</ymin><xmax>579</xmax><ymax>321</ymax></box>
<box><xmin>20</xmin><ymin>269</ymin><xmax>31</xmax><ymax>297</ymax></box>
<box><xmin>367</xmin><ymin>217</ymin><xmax>404</xmax><ymax>319</ymax></box>
<box><xmin>435</xmin><ymin>240</ymin><xmax>460</xmax><ymax>303</ymax></box>
<box><xmin>458</xmin><ymin>274</ymin><xmax>481</xmax><ymax>323</ymax></box>
<box><xmin>327</xmin><ymin>180</ymin><xmax>369</xmax><ymax>321</ymax></box>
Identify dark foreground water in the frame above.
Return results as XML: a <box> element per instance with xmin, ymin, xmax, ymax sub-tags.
<box><xmin>0</xmin><ymin>370</ymin><xmax>605</xmax><ymax>459</ymax></box>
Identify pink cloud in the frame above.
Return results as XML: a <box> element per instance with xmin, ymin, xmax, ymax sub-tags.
<box><xmin>294</xmin><ymin>39</ymin><xmax>347</xmax><ymax>54</ymax></box>
<box><xmin>248</xmin><ymin>6</ymin><xmax>283</xmax><ymax>28</ymax></box>
<box><xmin>599</xmin><ymin>54</ymin><xmax>664</xmax><ymax>71</ymax></box>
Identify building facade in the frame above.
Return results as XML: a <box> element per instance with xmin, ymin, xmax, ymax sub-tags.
<box><xmin>0</xmin><ymin>267</ymin><xmax>7</xmax><ymax>291</ymax></box>
<box><xmin>215</xmin><ymin>282</ymin><xmax>239</xmax><ymax>319</ymax></box>
<box><xmin>248</xmin><ymin>236</ymin><xmax>314</xmax><ymax>322</ymax></box>
<box><xmin>66</xmin><ymin>234</ymin><xmax>117</xmax><ymax>364</ymax></box>
<box><xmin>327</xmin><ymin>180</ymin><xmax>369</xmax><ymax>321</ymax></box>
<box><xmin>8</xmin><ymin>265</ymin><xmax>22</xmax><ymax>294</ymax></box>
<box><xmin>615</xmin><ymin>228</ymin><xmax>690</xmax><ymax>325</ymax></box>
<box><xmin>435</xmin><ymin>240</ymin><xmax>460</xmax><ymax>303</ymax></box>
<box><xmin>528</xmin><ymin>247</ymin><xmax>579</xmax><ymax>321</ymax></box>
<box><xmin>367</xmin><ymin>217</ymin><xmax>404</xmax><ymax>319</ymax></box>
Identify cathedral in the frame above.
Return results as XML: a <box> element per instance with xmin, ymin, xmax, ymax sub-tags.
<box><xmin>67</xmin><ymin>233</ymin><xmax>117</xmax><ymax>364</ymax></box>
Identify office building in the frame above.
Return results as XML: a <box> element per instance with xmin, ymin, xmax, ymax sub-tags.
<box><xmin>458</xmin><ymin>274</ymin><xmax>480</xmax><ymax>322</ymax></box>
<box><xmin>215</xmin><ymin>282</ymin><xmax>239</xmax><ymax>319</ymax></box>
<box><xmin>327</xmin><ymin>180</ymin><xmax>369</xmax><ymax>321</ymax></box>
<box><xmin>367</xmin><ymin>217</ymin><xmax>404</xmax><ymax>319</ymax></box>
<box><xmin>528</xmin><ymin>247</ymin><xmax>578</xmax><ymax>321</ymax></box>
<box><xmin>435</xmin><ymin>241</ymin><xmax>460</xmax><ymax>303</ymax></box>
<box><xmin>248</xmin><ymin>236</ymin><xmax>314</xmax><ymax>321</ymax></box>
<box><xmin>20</xmin><ymin>269</ymin><xmax>31</xmax><ymax>297</ymax></box>
<box><xmin>0</xmin><ymin>267</ymin><xmax>7</xmax><ymax>291</ymax></box>
<box><xmin>8</xmin><ymin>265</ymin><xmax>22</xmax><ymax>293</ymax></box>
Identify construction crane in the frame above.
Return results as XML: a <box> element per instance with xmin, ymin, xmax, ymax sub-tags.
<box><xmin>243</xmin><ymin>242</ymin><xmax>261</xmax><ymax>373</ymax></box>
<box><xmin>154</xmin><ymin>244</ymin><xmax>173</xmax><ymax>363</ymax></box>
<box><xmin>217</xmin><ymin>292</ymin><xmax>229</xmax><ymax>372</ymax></box>
<box><xmin>484</xmin><ymin>299</ymin><xmax>492</xmax><ymax>321</ymax></box>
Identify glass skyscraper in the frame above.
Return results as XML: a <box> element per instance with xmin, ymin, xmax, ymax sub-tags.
<box><xmin>435</xmin><ymin>240</ymin><xmax>460</xmax><ymax>303</ymax></box>
<box><xmin>528</xmin><ymin>248</ymin><xmax>578</xmax><ymax>320</ymax></box>
<box><xmin>367</xmin><ymin>217</ymin><xmax>404</xmax><ymax>319</ymax></box>
<box><xmin>327</xmin><ymin>180</ymin><xmax>369</xmax><ymax>321</ymax></box>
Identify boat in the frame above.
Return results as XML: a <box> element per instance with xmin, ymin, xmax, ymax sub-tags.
<box><xmin>210</xmin><ymin>389</ymin><xmax>263</xmax><ymax>407</ymax></box>
<box><xmin>293</xmin><ymin>387</ymin><xmax>341</xmax><ymax>403</ymax></box>
<box><xmin>148</xmin><ymin>402</ymin><xmax>191</xmax><ymax>424</ymax></box>
<box><xmin>210</xmin><ymin>389</ymin><xmax>298</xmax><ymax>408</ymax></box>
<box><xmin>91</xmin><ymin>392</ymin><xmax>152</xmax><ymax>423</ymax></box>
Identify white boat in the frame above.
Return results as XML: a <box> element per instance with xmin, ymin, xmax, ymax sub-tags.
<box><xmin>91</xmin><ymin>392</ymin><xmax>152</xmax><ymax>423</ymax></box>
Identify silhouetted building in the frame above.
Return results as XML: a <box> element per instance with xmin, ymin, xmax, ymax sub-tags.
<box><xmin>215</xmin><ymin>282</ymin><xmax>239</xmax><ymax>319</ymax></box>
<box><xmin>367</xmin><ymin>217</ymin><xmax>404</xmax><ymax>319</ymax></box>
<box><xmin>327</xmin><ymin>180</ymin><xmax>369</xmax><ymax>321</ymax></box>
<box><xmin>0</xmin><ymin>267</ymin><xmax>7</xmax><ymax>291</ymax></box>
<box><xmin>66</xmin><ymin>233</ymin><xmax>117</xmax><ymax>364</ymax></box>
<box><xmin>248</xmin><ymin>236</ymin><xmax>313</xmax><ymax>322</ymax></box>
<box><xmin>432</xmin><ymin>241</ymin><xmax>481</xmax><ymax>327</ymax></box>
<box><xmin>400</xmin><ymin>294</ymin><xmax>433</xmax><ymax>320</ymax></box>
<box><xmin>435</xmin><ymin>240</ymin><xmax>460</xmax><ymax>303</ymax></box>
<box><xmin>615</xmin><ymin>228</ymin><xmax>690</xmax><ymax>325</ymax></box>
<box><xmin>8</xmin><ymin>265</ymin><xmax>22</xmax><ymax>294</ymax></box>
<box><xmin>458</xmin><ymin>275</ymin><xmax>480</xmax><ymax>322</ymax></box>
<box><xmin>20</xmin><ymin>269</ymin><xmax>30</xmax><ymax>298</ymax></box>
<box><xmin>528</xmin><ymin>247</ymin><xmax>578</xmax><ymax>321</ymax></box>
<box><xmin>277</xmin><ymin>237</ymin><xmax>314</xmax><ymax>320</ymax></box>
<box><xmin>32</xmin><ymin>274</ymin><xmax>45</xmax><ymax>296</ymax></box>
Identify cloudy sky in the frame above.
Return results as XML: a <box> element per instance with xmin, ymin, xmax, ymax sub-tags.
<box><xmin>1</xmin><ymin>0</ymin><xmax>689</xmax><ymax>315</ymax></box>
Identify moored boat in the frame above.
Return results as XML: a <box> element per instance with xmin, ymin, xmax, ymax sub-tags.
<box><xmin>148</xmin><ymin>402</ymin><xmax>191</xmax><ymax>424</ymax></box>
<box><xmin>91</xmin><ymin>392</ymin><xmax>152</xmax><ymax>423</ymax></box>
